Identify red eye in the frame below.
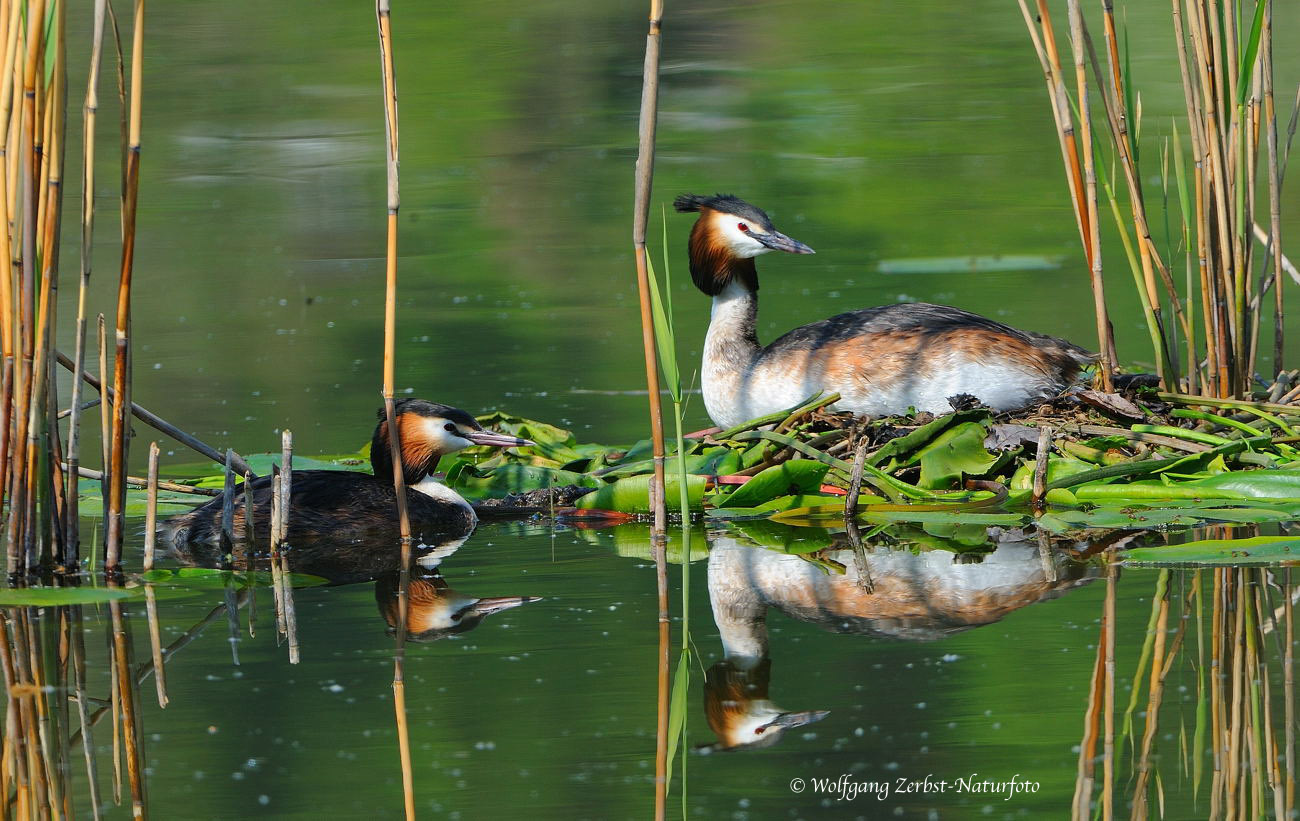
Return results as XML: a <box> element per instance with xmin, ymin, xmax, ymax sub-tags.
<box><xmin>737</xmin><ymin>222</ymin><xmax>750</xmax><ymax>232</ymax></box>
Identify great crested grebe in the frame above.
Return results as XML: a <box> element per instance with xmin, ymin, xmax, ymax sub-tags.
<box><xmin>160</xmin><ymin>399</ymin><xmax>533</xmax><ymax>548</ymax></box>
<box><xmin>674</xmin><ymin>194</ymin><xmax>1097</xmax><ymax>428</ymax></box>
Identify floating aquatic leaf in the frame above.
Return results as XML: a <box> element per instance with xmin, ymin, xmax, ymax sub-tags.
<box><xmin>474</xmin><ymin>412</ymin><xmax>576</xmax><ymax>449</ymax></box>
<box><xmin>446</xmin><ymin>461</ymin><xmax>596</xmax><ymax>501</ymax></box>
<box><xmin>916</xmin><ymin>421</ymin><xmax>997</xmax><ymax>489</ymax></box>
<box><xmin>594</xmin><ymin>524</ymin><xmax>709</xmax><ymax>563</ymax></box>
<box><xmin>709</xmin><ymin>494</ymin><xmax>844</xmax><ymax>521</ymax></box>
<box><xmin>919</xmin><ymin>521</ymin><xmax>996</xmax><ymax>547</ymax></box>
<box><xmin>715</xmin><ymin>460</ymin><xmax>829</xmax><ymax>509</ymax></box>
<box><xmin>869</xmin><ymin>409</ymin><xmax>990</xmax><ymax>469</ymax></box>
<box><xmin>199</xmin><ymin>452</ymin><xmax>365</xmax><ymax>482</ymax></box>
<box><xmin>1010</xmin><ymin>454</ymin><xmax>1096</xmax><ymax>491</ymax></box>
<box><xmin>1121</xmin><ymin>536</ymin><xmax>1300</xmax><ymax>565</ymax></box>
<box><xmin>1075</xmin><ymin>469</ymin><xmax>1300</xmax><ymax>502</ymax></box>
<box><xmin>78</xmin><ymin>484</ymin><xmax>201</xmax><ymax>518</ymax></box>
<box><xmin>0</xmin><ymin>586</ymin><xmax>139</xmax><ymax>605</ymax></box>
<box><xmin>599</xmin><ymin>445</ymin><xmax>740</xmax><ymax>480</ymax></box>
<box><xmin>857</xmin><ymin>509</ymin><xmax>1026</xmax><ymax>527</ymax></box>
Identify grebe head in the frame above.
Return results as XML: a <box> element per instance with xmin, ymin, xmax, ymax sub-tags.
<box><xmin>674</xmin><ymin>193</ymin><xmax>814</xmax><ymax>295</ymax></box>
<box><xmin>371</xmin><ymin>399</ymin><xmax>534</xmax><ymax>484</ymax></box>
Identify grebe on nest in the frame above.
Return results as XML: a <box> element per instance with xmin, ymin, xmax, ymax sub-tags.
<box><xmin>673</xmin><ymin>193</ymin><xmax>1096</xmax><ymax>428</ymax></box>
<box><xmin>161</xmin><ymin>399</ymin><xmax>533</xmax><ymax>549</ymax></box>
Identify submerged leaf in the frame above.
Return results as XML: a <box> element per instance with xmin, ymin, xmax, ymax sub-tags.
<box><xmin>0</xmin><ymin>586</ymin><xmax>138</xmax><ymax>605</ymax></box>
<box><xmin>150</xmin><ymin>567</ymin><xmax>329</xmax><ymax>588</ymax></box>
<box><xmin>728</xmin><ymin>519</ymin><xmax>835</xmax><ymax>554</ymax></box>
<box><xmin>603</xmin><ymin>525</ymin><xmax>710</xmax><ymax>563</ymax></box>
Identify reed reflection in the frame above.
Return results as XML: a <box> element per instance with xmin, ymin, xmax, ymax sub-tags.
<box><xmin>1079</xmin><ymin>530</ymin><xmax>1300</xmax><ymax>820</ymax></box>
<box><xmin>0</xmin><ymin>528</ymin><xmax>541</xmax><ymax>818</ymax></box>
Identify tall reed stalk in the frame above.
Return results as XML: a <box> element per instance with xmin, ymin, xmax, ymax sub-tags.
<box><xmin>373</xmin><ymin>3</ymin><xmax>416</xmax><ymax>818</ymax></box>
<box><xmin>629</xmin><ymin>2</ymin><xmax>670</xmax><ymax>817</ymax></box>
<box><xmin>645</xmin><ymin>217</ymin><xmax>692</xmax><ymax>812</ymax></box>
<box><xmin>66</xmin><ymin>0</ymin><xmax>109</xmax><ymax>568</ymax></box>
<box><xmin>1021</xmin><ymin>0</ymin><xmax>1288</xmax><ymax>398</ymax></box>
<box><xmin>105</xmin><ymin>0</ymin><xmax>145</xmax><ymax>571</ymax></box>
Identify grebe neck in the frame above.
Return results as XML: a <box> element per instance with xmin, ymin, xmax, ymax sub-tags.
<box><xmin>702</xmin><ymin>279</ymin><xmax>761</xmax><ymax>428</ymax></box>
<box><xmin>369</xmin><ymin>425</ymin><xmax>438</xmax><ymax>485</ymax></box>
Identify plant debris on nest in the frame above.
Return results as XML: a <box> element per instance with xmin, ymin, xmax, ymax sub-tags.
<box><xmin>440</xmin><ymin>372</ymin><xmax>1300</xmax><ymax>531</ymax></box>
<box><xmin>151</xmin><ymin>373</ymin><xmax>1300</xmax><ymax>551</ymax></box>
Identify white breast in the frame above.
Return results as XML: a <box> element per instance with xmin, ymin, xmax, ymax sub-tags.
<box><xmin>410</xmin><ymin>476</ymin><xmax>477</xmax><ymax>523</ymax></box>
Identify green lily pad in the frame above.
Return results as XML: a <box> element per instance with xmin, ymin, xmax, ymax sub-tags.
<box><xmin>78</xmin><ymin>483</ymin><xmax>202</xmax><ymax>518</ymax></box>
<box><xmin>708</xmin><ymin>493</ymin><xmax>845</xmax><ymax>521</ymax></box>
<box><xmin>857</xmin><ymin>509</ymin><xmax>1027</xmax><ymax>527</ymax></box>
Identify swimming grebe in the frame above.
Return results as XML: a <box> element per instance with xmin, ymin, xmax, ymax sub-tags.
<box><xmin>673</xmin><ymin>194</ymin><xmax>1097</xmax><ymax>428</ymax></box>
<box><xmin>161</xmin><ymin>399</ymin><xmax>533</xmax><ymax>548</ymax></box>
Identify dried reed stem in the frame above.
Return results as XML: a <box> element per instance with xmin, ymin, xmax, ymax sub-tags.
<box><xmin>66</xmin><ymin>0</ymin><xmax>109</xmax><ymax>566</ymax></box>
<box><xmin>220</xmin><ymin>448</ymin><xmax>236</xmax><ymax>551</ymax></box>
<box><xmin>142</xmin><ymin>441</ymin><xmax>158</xmax><ymax>571</ymax></box>
<box><xmin>97</xmin><ymin>314</ymin><xmax>110</xmax><ymax>525</ymax></box>
<box><xmin>1102</xmin><ymin>560</ymin><xmax>1116</xmax><ymax>819</ymax></box>
<box><xmin>105</xmin><ymin>0</ymin><xmax>146</xmax><ymax>570</ymax></box>
<box><xmin>279</xmin><ymin>430</ymin><xmax>298</xmax><ymax>665</ymax></box>
<box><xmin>244</xmin><ymin>470</ymin><xmax>257</xmax><ymax>637</ymax></box>
<box><xmin>66</xmin><ymin>464</ymin><xmax>218</xmax><ymax>496</ymax></box>
<box><xmin>269</xmin><ymin>465</ymin><xmax>286</xmax><ymax>639</ymax></box>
